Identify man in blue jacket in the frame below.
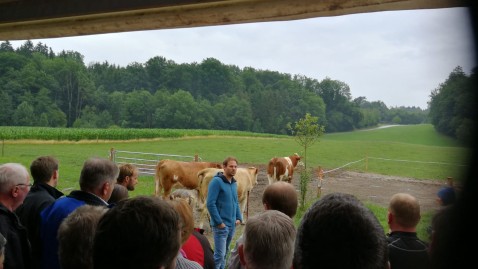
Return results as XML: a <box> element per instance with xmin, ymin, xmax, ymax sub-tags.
<box><xmin>39</xmin><ymin>157</ymin><xmax>119</xmax><ymax>269</ymax></box>
<box><xmin>207</xmin><ymin>156</ymin><xmax>242</xmax><ymax>269</ymax></box>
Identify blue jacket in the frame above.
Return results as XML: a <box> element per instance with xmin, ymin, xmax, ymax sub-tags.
<box><xmin>39</xmin><ymin>190</ymin><xmax>108</xmax><ymax>269</ymax></box>
<box><xmin>206</xmin><ymin>172</ymin><xmax>242</xmax><ymax>227</ymax></box>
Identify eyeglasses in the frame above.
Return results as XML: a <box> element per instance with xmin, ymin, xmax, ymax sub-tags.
<box><xmin>15</xmin><ymin>183</ymin><xmax>33</xmax><ymax>188</ymax></box>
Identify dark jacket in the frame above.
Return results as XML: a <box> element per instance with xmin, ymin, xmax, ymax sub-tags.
<box><xmin>0</xmin><ymin>203</ymin><xmax>32</xmax><ymax>269</ymax></box>
<box><xmin>15</xmin><ymin>183</ymin><xmax>63</xmax><ymax>269</ymax></box>
<box><xmin>40</xmin><ymin>190</ymin><xmax>108</xmax><ymax>269</ymax></box>
<box><xmin>387</xmin><ymin>231</ymin><xmax>430</xmax><ymax>269</ymax></box>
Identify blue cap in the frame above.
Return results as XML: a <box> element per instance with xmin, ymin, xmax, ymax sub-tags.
<box><xmin>437</xmin><ymin>187</ymin><xmax>456</xmax><ymax>206</ymax></box>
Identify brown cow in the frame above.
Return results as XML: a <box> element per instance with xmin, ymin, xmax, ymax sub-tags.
<box><xmin>266</xmin><ymin>153</ymin><xmax>301</xmax><ymax>185</ymax></box>
<box><xmin>196</xmin><ymin>167</ymin><xmax>259</xmax><ymax>228</ymax></box>
<box><xmin>154</xmin><ymin>159</ymin><xmax>221</xmax><ymax>199</ymax></box>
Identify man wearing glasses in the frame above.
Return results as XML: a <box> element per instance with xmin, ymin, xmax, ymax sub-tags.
<box><xmin>0</xmin><ymin>163</ymin><xmax>32</xmax><ymax>269</ymax></box>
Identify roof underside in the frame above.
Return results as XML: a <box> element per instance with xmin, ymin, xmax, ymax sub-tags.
<box><xmin>0</xmin><ymin>0</ymin><xmax>469</xmax><ymax>41</ymax></box>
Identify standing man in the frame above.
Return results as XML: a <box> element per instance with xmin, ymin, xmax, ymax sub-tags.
<box><xmin>108</xmin><ymin>163</ymin><xmax>138</xmax><ymax>203</ymax></box>
<box><xmin>0</xmin><ymin>163</ymin><xmax>32</xmax><ymax>269</ymax></box>
<box><xmin>387</xmin><ymin>193</ymin><xmax>430</xmax><ymax>269</ymax></box>
<box><xmin>207</xmin><ymin>156</ymin><xmax>242</xmax><ymax>269</ymax></box>
<box><xmin>40</xmin><ymin>157</ymin><xmax>119</xmax><ymax>269</ymax></box>
<box><xmin>116</xmin><ymin>163</ymin><xmax>139</xmax><ymax>192</ymax></box>
<box><xmin>15</xmin><ymin>156</ymin><xmax>64</xmax><ymax>269</ymax></box>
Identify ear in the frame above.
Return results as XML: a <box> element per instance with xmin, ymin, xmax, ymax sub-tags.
<box><xmin>11</xmin><ymin>186</ymin><xmax>20</xmax><ymax>198</ymax></box>
<box><xmin>102</xmin><ymin>182</ymin><xmax>111</xmax><ymax>196</ymax></box>
<box><xmin>387</xmin><ymin>211</ymin><xmax>393</xmax><ymax>225</ymax></box>
<box><xmin>53</xmin><ymin>170</ymin><xmax>59</xmax><ymax>180</ymax></box>
<box><xmin>263</xmin><ymin>203</ymin><xmax>270</xmax><ymax>210</ymax></box>
<box><xmin>238</xmin><ymin>244</ymin><xmax>246</xmax><ymax>266</ymax></box>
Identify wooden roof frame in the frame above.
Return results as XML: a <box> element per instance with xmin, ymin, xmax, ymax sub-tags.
<box><xmin>0</xmin><ymin>0</ymin><xmax>469</xmax><ymax>41</ymax></box>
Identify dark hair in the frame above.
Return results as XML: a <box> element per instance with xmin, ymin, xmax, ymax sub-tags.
<box><xmin>294</xmin><ymin>192</ymin><xmax>388</xmax><ymax>269</ymax></box>
<box><xmin>58</xmin><ymin>205</ymin><xmax>108</xmax><ymax>269</ymax></box>
<box><xmin>262</xmin><ymin>181</ymin><xmax>298</xmax><ymax>218</ymax></box>
<box><xmin>108</xmin><ymin>184</ymin><xmax>129</xmax><ymax>204</ymax></box>
<box><xmin>30</xmin><ymin>156</ymin><xmax>58</xmax><ymax>183</ymax></box>
<box><xmin>93</xmin><ymin>196</ymin><xmax>180</xmax><ymax>269</ymax></box>
<box><xmin>222</xmin><ymin>156</ymin><xmax>238</xmax><ymax>166</ymax></box>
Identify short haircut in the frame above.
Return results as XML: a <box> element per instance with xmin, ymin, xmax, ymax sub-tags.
<box><xmin>262</xmin><ymin>181</ymin><xmax>298</xmax><ymax>218</ymax></box>
<box><xmin>0</xmin><ymin>163</ymin><xmax>29</xmax><ymax>193</ymax></box>
<box><xmin>243</xmin><ymin>210</ymin><xmax>296</xmax><ymax>269</ymax></box>
<box><xmin>294</xmin><ymin>192</ymin><xmax>388</xmax><ymax>269</ymax></box>
<box><xmin>389</xmin><ymin>193</ymin><xmax>421</xmax><ymax>228</ymax></box>
<box><xmin>166</xmin><ymin>198</ymin><xmax>194</xmax><ymax>245</ymax></box>
<box><xmin>223</xmin><ymin>156</ymin><xmax>238</xmax><ymax>166</ymax></box>
<box><xmin>108</xmin><ymin>184</ymin><xmax>129</xmax><ymax>204</ymax></box>
<box><xmin>79</xmin><ymin>158</ymin><xmax>119</xmax><ymax>192</ymax></box>
<box><xmin>58</xmin><ymin>205</ymin><xmax>108</xmax><ymax>269</ymax></box>
<box><xmin>117</xmin><ymin>163</ymin><xmax>138</xmax><ymax>184</ymax></box>
<box><xmin>30</xmin><ymin>156</ymin><xmax>58</xmax><ymax>183</ymax></box>
<box><xmin>93</xmin><ymin>196</ymin><xmax>181</xmax><ymax>269</ymax></box>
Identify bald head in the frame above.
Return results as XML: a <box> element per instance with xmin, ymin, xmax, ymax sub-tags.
<box><xmin>262</xmin><ymin>181</ymin><xmax>298</xmax><ymax>218</ymax></box>
<box><xmin>389</xmin><ymin>193</ymin><xmax>421</xmax><ymax>228</ymax></box>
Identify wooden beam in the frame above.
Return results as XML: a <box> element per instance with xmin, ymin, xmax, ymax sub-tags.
<box><xmin>0</xmin><ymin>0</ymin><xmax>468</xmax><ymax>40</ymax></box>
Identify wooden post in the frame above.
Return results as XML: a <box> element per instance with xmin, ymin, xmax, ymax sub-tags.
<box><xmin>317</xmin><ymin>166</ymin><xmax>324</xmax><ymax>198</ymax></box>
<box><xmin>245</xmin><ymin>190</ymin><xmax>250</xmax><ymax>224</ymax></box>
<box><xmin>109</xmin><ymin>148</ymin><xmax>115</xmax><ymax>161</ymax></box>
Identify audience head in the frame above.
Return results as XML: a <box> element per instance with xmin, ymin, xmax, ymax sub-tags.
<box><xmin>0</xmin><ymin>163</ymin><xmax>31</xmax><ymax>211</ymax></box>
<box><xmin>93</xmin><ymin>196</ymin><xmax>181</xmax><ymax>269</ymax></box>
<box><xmin>166</xmin><ymin>198</ymin><xmax>194</xmax><ymax>246</ymax></box>
<box><xmin>388</xmin><ymin>193</ymin><xmax>421</xmax><ymax>231</ymax></box>
<box><xmin>429</xmin><ymin>204</ymin><xmax>455</xmax><ymax>269</ymax></box>
<box><xmin>436</xmin><ymin>186</ymin><xmax>456</xmax><ymax>206</ymax></box>
<box><xmin>108</xmin><ymin>184</ymin><xmax>129</xmax><ymax>204</ymax></box>
<box><xmin>79</xmin><ymin>158</ymin><xmax>119</xmax><ymax>201</ymax></box>
<box><xmin>30</xmin><ymin>156</ymin><xmax>59</xmax><ymax>186</ymax></box>
<box><xmin>58</xmin><ymin>205</ymin><xmax>108</xmax><ymax>269</ymax></box>
<box><xmin>262</xmin><ymin>181</ymin><xmax>298</xmax><ymax>218</ymax></box>
<box><xmin>294</xmin><ymin>192</ymin><xmax>388</xmax><ymax>269</ymax></box>
<box><xmin>117</xmin><ymin>163</ymin><xmax>139</xmax><ymax>191</ymax></box>
<box><xmin>239</xmin><ymin>210</ymin><xmax>296</xmax><ymax>269</ymax></box>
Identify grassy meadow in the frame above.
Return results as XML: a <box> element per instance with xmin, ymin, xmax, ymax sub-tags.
<box><xmin>0</xmin><ymin>124</ymin><xmax>470</xmax><ymax>242</ymax></box>
<box><xmin>1</xmin><ymin>124</ymin><xmax>469</xmax><ymax>193</ymax></box>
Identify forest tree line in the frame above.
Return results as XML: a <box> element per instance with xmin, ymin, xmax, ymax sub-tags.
<box><xmin>0</xmin><ymin>40</ymin><xmax>450</xmax><ymax>136</ymax></box>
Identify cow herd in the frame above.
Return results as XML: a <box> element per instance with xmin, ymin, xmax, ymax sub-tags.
<box><xmin>154</xmin><ymin>153</ymin><xmax>301</xmax><ymax>225</ymax></box>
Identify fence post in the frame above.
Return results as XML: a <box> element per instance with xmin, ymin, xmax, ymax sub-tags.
<box><xmin>109</xmin><ymin>148</ymin><xmax>115</xmax><ymax>162</ymax></box>
<box><xmin>317</xmin><ymin>166</ymin><xmax>323</xmax><ymax>198</ymax></box>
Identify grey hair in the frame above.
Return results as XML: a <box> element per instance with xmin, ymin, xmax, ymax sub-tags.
<box><xmin>243</xmin><ymin>210</ymin><xmax>296</xmax><ymax>269</ymax></box>
<box><xmin>0</xmin><ymin>163</ymin><xmax>29</xmax><ymax>193</ymax></box>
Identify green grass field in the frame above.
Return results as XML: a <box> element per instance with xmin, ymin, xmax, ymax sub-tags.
<box><xmin>1</xmin><ymin>124</ymin><xmax>469</xmax><ymax>192</ymax></box>
<box><xmin>0</xmin><ymin>124</ymin><xmax>469</xmax><ymax>242</ymax></box>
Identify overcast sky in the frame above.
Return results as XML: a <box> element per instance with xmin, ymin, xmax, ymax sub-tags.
<box><xmin>10</xmin><ymin>7</ymin><xmax>475</xmax><ymax>109</ymax></box>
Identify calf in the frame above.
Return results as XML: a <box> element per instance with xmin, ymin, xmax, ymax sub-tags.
<box><xmin>154</xmin><ymin>159</ymin><xmax>221</xmax><ymax>199</ymax></box>
<box><xmin>266</xmin><ymin>153</ymin><xmax>301</xmax><ymax>184</ymax></box>
<box><xmin>196</xmin><ymin>167</ymin><xmax>259</xmax><ymax>228</ymax></box>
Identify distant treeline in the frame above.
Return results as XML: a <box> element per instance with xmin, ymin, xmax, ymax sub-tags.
<box><xmin>1</xmin><ymin>40</ymin><xmax>433</xmax><ymax>135</ymax></box>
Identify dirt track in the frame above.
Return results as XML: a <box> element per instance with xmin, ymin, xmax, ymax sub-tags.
<box><xmin>198</xmin><ymin>163</ymin><xmax>446</xmax><ymax>239</ymax></box>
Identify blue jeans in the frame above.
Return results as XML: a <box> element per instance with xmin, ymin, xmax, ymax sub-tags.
<box><xmin>212</xmin><ymin>225</ymin><xmax>236</xmax><ymax>269</ymax></box>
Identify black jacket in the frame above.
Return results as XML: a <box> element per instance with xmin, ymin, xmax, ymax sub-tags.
<box><xmin>387</xmin><ymin>231</ymin><xmax>430</xmax><ymax>269</ymax></box>
<box><xmin>0</xmin><ymin>203</ymin><xmax>32</xmax><ymax>269</ymax></box>
<box><xmin>15</xmin><ymin>183</ymin><xmax>63</xmax><ymax>269</ymax></box>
